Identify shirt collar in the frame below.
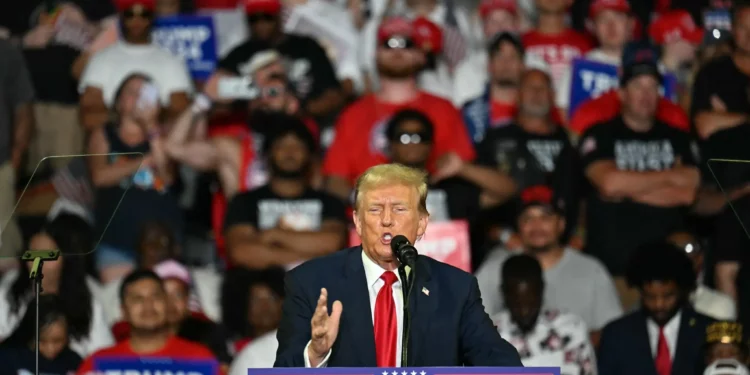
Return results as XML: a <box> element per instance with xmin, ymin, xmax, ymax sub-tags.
<box><xmin>361</xmin><ymin>249</ymin><xmax>403</xmax><ymax>287</ymax></box>
<box><xmin>648</xmin><ymin>310</ymin><xmax>682</xmax><ymax>334</ymax></box>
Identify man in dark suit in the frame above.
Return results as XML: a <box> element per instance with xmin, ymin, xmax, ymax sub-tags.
<box><xmin>274</xmin><ymin>163</ymin><xmax>522</xmax><ymax>367</ymax></box>
<box><xmin>598</xmin><ymin>241</ymin><xmax>714</xmax><ymax>375</ymax></box>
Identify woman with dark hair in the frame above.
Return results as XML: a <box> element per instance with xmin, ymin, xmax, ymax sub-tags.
<box><xmin>0</xmin><ymin>295</ymin><xmax>82</xmax><ymax>375</ymax></box>
<box><xmin>221</xmin><ymin>267</ymin><xmax>285</xmax><ymax>356</ymax></box>
<box><xmin>87</xmin><ymin>73</ymin><xmax>183</xmax><ymax>283</ymax></box>
<box><xmin>0</xmin><ymin>214</ymin><xmax>113</xmax><ymax>357</ymax></box>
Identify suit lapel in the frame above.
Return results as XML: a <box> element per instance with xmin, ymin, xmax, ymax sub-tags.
<box><xmin>341</xmin><ymin>247</ymin><xmax>377</xmax><ymax>366</ymax></box>
<box><xmin>405</xmin><ymin>256</ymin><xmax>437</xmax><ymax>366</ymax></box>
<box><xmin>671</xmin><ymin>308</ymin><xmax>700</xmax><ymax>375</ymax></box>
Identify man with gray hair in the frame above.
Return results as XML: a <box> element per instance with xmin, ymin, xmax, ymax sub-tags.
<box><xmin>275</xmin><ymin>163</ymin><xmax>522</xmax><ymax>367</ymax></box>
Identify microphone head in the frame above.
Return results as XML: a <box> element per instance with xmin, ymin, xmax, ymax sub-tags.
<box><xmin>390</xmin><ymin>235</ymin><xmax>410</xmax><ymax>254</ymax></box>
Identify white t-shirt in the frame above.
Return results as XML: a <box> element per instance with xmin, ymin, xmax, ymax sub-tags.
<box><xmin>79</xmin><ymin>41</ymin><xmax>194</xmax><ymax>107</ymax></box>
<box><xmin>229</xmin><ymin>329</ymin><xmax>279</xmax><ymax>374</ymax></box>
<box><xmin>0</xmin><ymin>270</ymin><xmax>114</xmax><ymax>357</ymax></box>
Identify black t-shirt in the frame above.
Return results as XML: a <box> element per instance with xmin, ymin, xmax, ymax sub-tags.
<box><xmin>0</xmin><ymin>0</ymin><xmax>115</xmax><ymax>36</ymax></box>
<box><xmin>218</xmin><ymin>34</ymin><xmax>340</xmax><ymax>105</ymax></box>
<box><xmin>475</xmin><ymin>123</ymin><xmax>581</xmax><ymax>236</ymax></box>
<box><xmin>579</xmin><ymin>117</ymin><xmax>698</xmax><ymax>275</ymax></box>
<box><xmin>23</xmin><ymin>45</ymin><xmax>80</xmax><ymax>104</ymax></box>
<box><xmin>427</xmin><ymin>177</ymin><xmax>481</xmax><ymax>222</ymax></box>
<box><xmin>0</xmin><ymin>345</ymin><xmax>81</xmax><ymax>375</ymax></box>
<box><xmin>224</xmin><ymin>185</ymin><xmax>347</xmax><ymax>231</ymax></box>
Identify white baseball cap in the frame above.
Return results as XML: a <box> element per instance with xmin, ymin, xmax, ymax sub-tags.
<box><xmin>704</xmin><ymin>359</ymin><xmax>750</xmax><ymax>375</ymax></box>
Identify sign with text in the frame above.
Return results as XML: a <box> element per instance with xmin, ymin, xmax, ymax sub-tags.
<box><xmin>568</xmin><ymin>58</ymin><xmax>677</xmax><ymax>117</ymax></box>
<box><xmin>348</xmin><ymin>220</ymin><xmax>471</xmax><ymax>272</ymax></box>
<box><xmin>93</xmin><ymin>357</ymin><xmax>218</xmax><ymax>375</ymax></box>
<box><xmin>248</xmin><ymin>367</ymin><xmax>560</xmax><ymax>375</ymax></box>
<box><xmin>704</xmin><ymin>9</ymin><xmax>731</xmax><ymax>31</ymax></box>
<box><xmin>152</xmin><ymin>15</ymin><xmax>218</xmax><ymax>80</ymax></box>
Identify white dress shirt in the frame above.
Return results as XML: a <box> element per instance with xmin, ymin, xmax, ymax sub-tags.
<box><xmin>646</xmin><ymin>311</ymin><xmax>681</xmax><ymax>359</ymax></box>
<box><xmin>304</xmin><ymin>251</ymin><xmax>404</xmax><ymax>367</ymax></box>
<box><xmin>230</xmin><ymin>329</ymin><xmax>279</xmax><ymax>373</ymax></box>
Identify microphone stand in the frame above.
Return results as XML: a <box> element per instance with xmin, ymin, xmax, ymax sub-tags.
<box><xmin>22</xmin><ymin>250</ymin><xmax>60</xmax><ymax>375</ymax></box>
<box><xmin>398</xmin><ymin>263</ymin><xmax>416</xmax><ymax>367</ymax></box>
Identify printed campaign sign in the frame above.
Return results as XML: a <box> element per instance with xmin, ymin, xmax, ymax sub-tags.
<box><xmin>94</xmin><ymin>357</ymin><xmax>218</xmax><ymax>375</ymax></box>
<box><xmin>704</xmin><ymin>9</ymin><xmax>731</xmax><ymax>31</ymax></box>
<box><xmin>248</xmin><ymin>366</ymin><xmax>560</xmax><ymax>375</ymax></box>
<box><xmin>152</xmin><ymin>15</ymin><xmax>218</xmax><ymax>80</ymax></box>
<box><xmin>348</xmin><ymin>220</ymin><xmax>471</xmax><ymax>272</ymax></box>
<box><xmin>568</xmin><ymin>58</ymin><xmax>678</xmax><ymax>117</ymax></box>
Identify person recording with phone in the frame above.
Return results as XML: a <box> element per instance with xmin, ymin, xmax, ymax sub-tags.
<box><xmin>274</xmin><ymin>163</ymin><xmax>521</xmax><ymax>368</ymax></box>
<box><xmin>88</xmin><ymin>73</ymin><xmax>183</xmax><ymax>283</ymax></box>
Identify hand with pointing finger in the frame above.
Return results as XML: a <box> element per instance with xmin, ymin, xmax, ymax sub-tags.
<box><xmin>308</xmin><ymin>288</ymin><xmax>343</xmax><ymax>367</ymax></box>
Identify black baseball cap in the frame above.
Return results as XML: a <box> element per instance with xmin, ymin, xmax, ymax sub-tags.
<box><xmin>620</xmin><ymin>41</ymin><xmax>663</xmax><ymax>87</ymax></box>
<box><xmin>487</xmin><ymin>31</ymin><xmax>524</xmax><ymax>57</ymax></box>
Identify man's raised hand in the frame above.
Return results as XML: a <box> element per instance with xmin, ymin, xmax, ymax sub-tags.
<box><xmin>308</xmin><ymin>288</ymin><xmax>343</xmax><ymax>367</ymax></box>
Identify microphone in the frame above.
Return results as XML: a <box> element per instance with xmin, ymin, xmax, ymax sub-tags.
<box><xmin>391</xmin><ymin>235</ymin><xmax>418</xmax><ymax>268</ymax></box>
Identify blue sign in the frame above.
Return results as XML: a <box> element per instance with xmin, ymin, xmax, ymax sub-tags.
<box><xmin>152</xmin><ymin>15</ymin><xmax>218</xmax><ymax>80</ymax></box>
<box><xmin>568</xmin><ymin>58</ymin><xmax>678</xmax><ymax>117</ymax></box>
<box><xmin>94</xmin><ymin>357</ymin><xmax>218</xmax><ymax>375</ymax></box>
<box><xmin>248</xmin><ymin>368</ymin><xmax>560</xmax><ymax>375</ymax></box>
<box><xmin>704</xmin><ymin>9</ymin><xmax>731</xmax><ymax>31</ymax></box>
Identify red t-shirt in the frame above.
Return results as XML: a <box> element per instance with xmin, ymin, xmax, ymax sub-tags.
<box><xmin>490</xmin><ymin>101</ymin><xmax>516</xmax><ymax>126</ymax></box>
<box><xmin>76</xmin><ymin>337</ymin><xmax>218</xmax><ymax>375</ymax></box>
<box><xmin>522</xmin><ymin>29</ymin><xmax>594</xmax><ymax>85</ymax></box>
<box><xmin>569</xmin><ymin>90</ymin><xmax>690</xmax><ymax>134</ymax></box>
<box><xmin>322</xmin><ymin>92</ymin><xmax>475</xmax><ymax>184</ymax></box>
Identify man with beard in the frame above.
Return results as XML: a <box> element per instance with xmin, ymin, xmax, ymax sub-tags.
<box><xmin>76</xmin><ymin>270</ymin><xmax>218</xmax><ymax>375</ymax></box>
<box><xmin>476</xmin><ymin>185</ymin><xmax>621</xmax><ymax>345</ymax></box>
<box><xmin>598</xmin><ymin>242</ymin><xmax>714</xmax><ymax>375</ymax></box>
<box><xmin>494</xmin><ymin>254</ymin><xmax>596</xmax><ymax>374</ymax></box>
<box><xmin>223</xmin><ymin>116</ymin><xmax>347</xmax><ymax>270</ymax></box>
<box><xmin>385</xmin><ymin>108</ymin><xmax>513</xmax><ymax>222</ymax></box>
<box><xmin>322</xmin><ymin>17</ymin><xmax>475</xmax><ymax>202</ymax></box>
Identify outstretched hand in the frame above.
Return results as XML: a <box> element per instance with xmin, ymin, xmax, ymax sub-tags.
<box><xmin>308</xmin><ymin>288</ymin><xmax>343</xmax><ymax>367</ymax></box>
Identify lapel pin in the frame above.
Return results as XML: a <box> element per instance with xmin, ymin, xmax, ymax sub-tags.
<box><xmin>690</xmin><ymin>318</ymin><xmax>696</xmax><ymax>327</ymax></box>
<box><xmin>422</xmin><ymin>287</ymin><xmax>429</xmax><ymax>296</ymax></box>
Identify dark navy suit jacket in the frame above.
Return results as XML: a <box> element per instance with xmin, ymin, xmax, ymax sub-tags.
<box><xmin>597</xmin><ymin>307</ymin><xmax>713</xmax><ymax>375</ymax></box>
<box><xmin>274</xmin><ymin>246</ymin><xmax>522</xmax><ymax>367</ymax></box>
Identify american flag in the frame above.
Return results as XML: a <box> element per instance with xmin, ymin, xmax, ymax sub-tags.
<box><xmin>441</xmin><ymin>24</ymin><xmax>467</xmax><ymax>69</ymax></box>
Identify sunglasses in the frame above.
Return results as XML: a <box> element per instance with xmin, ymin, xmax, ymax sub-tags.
<box><xmin>381</xmin><ymin>36</ymin><xmax>416</xmax><ymax>50</ymax></box>
<box><xmin>392</xmin><ymin>132</ymin><xmax>431</xmax><ymax>145</ymax></box>
<box><xmin>123</xmin><ymin>7</ymin><xmax>153</xmax><ymax>19</ymax></box>
<box><xmin>248</xmin><ymin>13</ymin><xmax>277</xmax><ymax>23</ymax></box>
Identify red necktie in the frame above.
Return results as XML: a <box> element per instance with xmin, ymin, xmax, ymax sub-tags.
<box><xmin>655</xmin><ymin>328</ymin><xmax>672</xmax><ymax>375</ymax></box>
<box><xmin>374</xmin><ymin>271</ymin><xmax>398</xmax><ymax>367</ymax></box>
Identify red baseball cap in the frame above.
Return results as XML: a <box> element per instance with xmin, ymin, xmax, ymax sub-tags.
<box><xmin>479</xmin><ymin>0</ymin><xmax>517</xmax><ymax>18</ymax></box>
<box><xmin>377</xmin><ymin>17</ymin><xmax>414</xmax><ymax>44</ymax></box>
<box><xmin>589</xmin><ymin>0</ymin><xmax>630</xmax><ymax>18</ymax></box>
<box><xmin>115</xmin><ymin>0</ymin><xmax>155</xmax><ymax>12</ymax></box>
<box><xmin>244</xmin><ymin>0</ymin><xmax>282</xmax><ymax>14</ymax></box>
<box><xmin>412</xmin><ymin>17</ymin><xmax>443</xmax><ymax>54</ymax></box>
<box><xmin>649</xmin><ymin>10</ymin><xmax>704</xmax><ymax>45</ymax></box>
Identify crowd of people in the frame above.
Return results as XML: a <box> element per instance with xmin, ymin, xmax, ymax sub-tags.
<box><xmin>0</xmin><ymin>0</ymin><xmax>749</xmax><ymax>374</ymax></box>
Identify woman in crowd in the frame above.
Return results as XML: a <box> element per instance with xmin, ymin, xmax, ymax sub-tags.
<box><xmin>87</xmin><ymin>73</ymin><xmax>183</xmax><ymax>283</ymax></box>
<box><xmin>0</xmin><ymin>214</ymin><xmax>113</xmax><ymax>356</ymax></box>
<box><xmin>0</xmin><ymin>295</ymin><xmax>82</xmax><ymax>375</ymax></box>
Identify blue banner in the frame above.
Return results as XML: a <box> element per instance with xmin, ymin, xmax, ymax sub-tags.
<box><xmin>248</xmin><ymin>368</ymin><xmax>560</xmax><ymax>375</ymax></box>
<box><xmin>568</xmin><ymin>58</ymin><xmax>677</xmax><ymax>118</ymax></box>
<box><xmin>152</xmin><ymin>15</ymin><xmax>218</xmax><ymax>80</ymax></box>
<box><xmin>94</xmin><ymin>357</ymin><xmax>218</xmax><ymax>375</ymax></box>
<box><xmin>704</xmin><ymin>9</ymin><xmax>731</xmax><ymax>31</ymax></box>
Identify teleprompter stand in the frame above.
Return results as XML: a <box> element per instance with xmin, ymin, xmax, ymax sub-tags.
<box><xmin>21</xmin><ymin>249</ymin><xmax>61</xmax><ymax>375</ymax></box>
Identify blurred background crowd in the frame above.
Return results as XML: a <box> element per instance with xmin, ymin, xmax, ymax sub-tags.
<box><xmin>1</xmin><ymin>0</ymin><xmax>750</xmax><ymax>374</ymax></box>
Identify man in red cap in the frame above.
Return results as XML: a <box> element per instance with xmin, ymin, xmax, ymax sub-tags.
<box><xmin>412</xmin><ymin>17</ymin><xmax>452</xmax><ymax>100</ymax></box>
<box><xmin>322</xmin><ymin>17</ymin><xmax>480</xmax><ymax>203</ymax></box>
<box><xmin>556</xmin><ymin>0</ymin><xmax>633</xmax><ymax>112</ymax></box>
<box><xmin>78</xmin><ymin>0</ymin><xmax>193</xmax><ymax>130</ymax></box>
<box><xmin>649</xmin><ymin>10</ymin><xmax>702</xmax><ymax>105</ymax></box>
<box><xmin>207</xmin><ymin>0</ymin><xmax>344</xmax><ymax>119</ymax></box>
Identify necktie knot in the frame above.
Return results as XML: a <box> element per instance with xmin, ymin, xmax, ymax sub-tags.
<box><xmin>381</xmin><ymin>271</ymin><xmax>398</xmax><ymax>286</ymax></box>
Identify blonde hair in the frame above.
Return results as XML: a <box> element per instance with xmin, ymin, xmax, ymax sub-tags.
<box><xmin>354</xmin><ymin>163</ymin><xmax>429</xmax><ymax>215</ymax></box>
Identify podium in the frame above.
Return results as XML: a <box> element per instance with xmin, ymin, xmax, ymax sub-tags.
<box><xmin>248</xmin><ymin>368</ymin><xmax>560</xmax><ymax>375</ymax></box>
